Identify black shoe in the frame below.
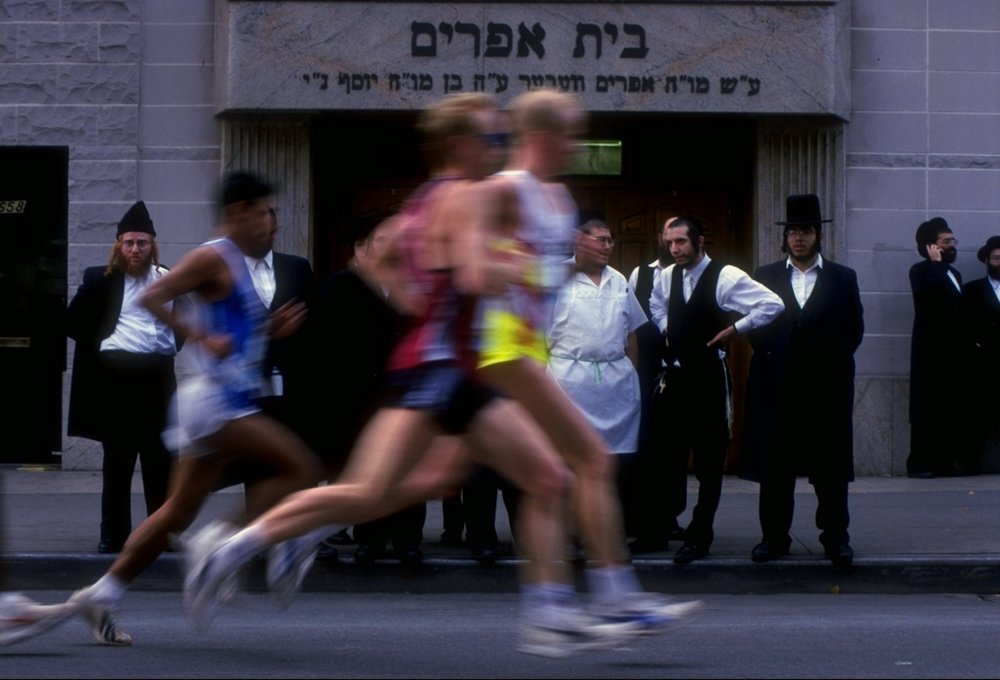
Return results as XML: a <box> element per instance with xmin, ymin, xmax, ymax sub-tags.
<box><xmin>354</xmin><ymin>543</ymin><xmax>384</xmax><ymax>567</ymax></box>
<box><xmin>825</xmin><ymin>541</ymin><xmax>854</xmax><ymax>569</ymax></box>
<box><xmin>471</xmin><ymin>546</ymin><xmax>497</xmax><ymax>568</ymax></box>
<box><xmin>98</xmin><ymin>539</ymin><xmax>124</xmax><ymax>554</ymax></box>
<box><xmin>396</xmin><ymin>546</ymin><xmax>424</xmax><ymax>568</ymax></box>
<box><xmin>325</xmin><ymin>528</ymin><xmax>354</xmax><ymax>545</ymax></box>
<box><xmin>629</xmin><ymin>538</ymin><xmax>671</xmax><ymax>555</ymax></box>
<box><xmin>751</xmin><ymin>540</ymin><xmax>790</xmax><ymax>563</ymax></box>
<box><xmin>673</xmin><ymin>543</ymin><xmax>709</xmax><ymax>565</ymax></box>
<box><xmin>906</xmin><ymin>470</ymin><xmax>936</xmax><ymax>479</ymax></box>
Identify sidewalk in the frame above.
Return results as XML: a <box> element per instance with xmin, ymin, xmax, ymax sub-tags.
<box><xmin>3</xmin><ymin>466</ymin><xmax>999</xmax><ymax>595</ymax></box>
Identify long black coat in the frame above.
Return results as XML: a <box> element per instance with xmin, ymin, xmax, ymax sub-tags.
<box><xmin>739</xmin><ymin>259</ymin><xmax>864</xmax><ymax>483</ymax></box>
<box><xmin>908</xmin><ymin>259</ymin><xmax>963</xmax><ymax>423</ymax></box>
<box><xmin>65</xmin><ymin>266</ymin><xmax>180</xmax><ymax>442</ymax></box>
<box><xmin>961</xmin><ymin>275</ymin><xmax>1000</xmax><ymax>426</ymax></box>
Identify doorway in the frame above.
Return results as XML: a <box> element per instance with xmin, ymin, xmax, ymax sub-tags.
<box><xmin>311</xmin><ymin>113</ymin><xmax>757</xmax><ymax>470</ymax></box>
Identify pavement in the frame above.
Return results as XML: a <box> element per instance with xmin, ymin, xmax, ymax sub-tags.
<box><xmin>2</xmin><ymin>465</ymin><xmax>999</xmax><ymax>596</ymax></box>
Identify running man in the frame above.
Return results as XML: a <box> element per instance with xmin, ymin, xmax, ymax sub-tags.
<box><xmin>472</xmin><ymin>88</ymin><xmax>703</xmax><ymax>625</ymax></box>
<box><xmin>60</xmin><ymin>172</ymin><xmax>324</xmax><ymax>645</ymax></box>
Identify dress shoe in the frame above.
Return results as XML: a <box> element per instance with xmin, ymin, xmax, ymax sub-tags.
<box><xmin>98</xmin><ymin>539</ymin><xmax>124</xmax><ymax>554</ymax></box>
<box><xmin>629</xmin><ymin>538</ymin><xmax>672</xmax><ymax>555</ymax></box>
<box><xmin>825</xmin><ymin>541</ymin><xmax>854</xmax><ymax>569</ymax></box>
<box><xmin>751</xmin><ymin>540</ymin><xmax>790</xmax><ymax>563</ymax></box>
<box><xmin>471</xmin><ymin>546</ymin><xmax>497</xmax><ymax>568</ymax></box>
<box><xmin>906</xmin><ymin>470</ymin><xmax>935</xmax><ymax>479</ymax></box>
<box><xmin>673</xmin><ymin>543</ymin><xmax>709</xmax><ymax>565</ymax></box>
<box><xmin>325</xmin><ymin>528</ymin><xmax>354</xmax><ymax>545</ymax></box>
<box><xmin>396</xmin><ymin>545</ymin><xmax>424</xmax><ymax>568</ymax></box>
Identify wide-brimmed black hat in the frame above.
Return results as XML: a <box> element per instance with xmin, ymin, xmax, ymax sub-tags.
<box><xmin>775</xmin><ymin>194</ymin><xmax>832</xmax><ymax>227</ymax></box>
<box><xmin>116</xmin><ymin>200</ymin><xmax>155</xmax><ymax>237</ymax></box>
<box><xmin>977</xmin><ymin>235</ymin><xmax>1000</xmax><ymax>263</ymax></box>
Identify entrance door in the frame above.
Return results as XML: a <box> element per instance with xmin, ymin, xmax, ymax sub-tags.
<box><xmin>0</xmin><ymin>147</ymin><xmax>68</xmax><ymax>464</ymax></box>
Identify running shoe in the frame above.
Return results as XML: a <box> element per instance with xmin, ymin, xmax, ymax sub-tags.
<box><xmin>183</xmin><ymin>521</ymin><xmax>240</xmax><ymax>630</ymax></box>
<box><xmin>516</xmin><ymin>604</ymin><xmax>640</xmax><ymax>658</ymax></box>
<box><xmin>0</xmin><ymin>593</ymin><xmax>82</xmax><ymax>646</ymax></box>
<box><xmin>267</xmin><ymin>536</ymin><xmax>319</xmax><ymax>609</ymax></box>
<box><xmin>591</xmin><ymin>592</ymin><xmax>703</xmax><ymax>635</ymax></box>
<box><xmin>66</xmin><ymin>586</ymin><xmax>132</xmax><ymax>646</ymax></box>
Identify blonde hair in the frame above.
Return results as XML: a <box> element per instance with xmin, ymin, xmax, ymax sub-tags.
<box><xmin>508</xmin><ymin>88</ymin><xmax>584</xmax><ymax>138</ymax></box>
<box><xmin>417</xmin><ymin>93</ymin><xmax>497</xmax><ymax>169</ymax></box>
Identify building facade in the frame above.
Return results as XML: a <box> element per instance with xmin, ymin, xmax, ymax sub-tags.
<box><xmin>1</xmin><ymin>0</ymin><xmax>997</xmax><ymax>474</ymax></box>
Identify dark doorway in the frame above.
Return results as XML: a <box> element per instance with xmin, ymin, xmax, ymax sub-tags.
<box><xmin>0</xmin><ymin>146</ymin><xmax>69</xmax><ymax>465</ymax></box>
<box><xmin>310</xmin><ymin>114</ymin><xmax>756</xmax><ymax>469</ymax></box>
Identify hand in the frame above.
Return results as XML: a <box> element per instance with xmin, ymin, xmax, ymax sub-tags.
<box><xmin>270</xmin><ymin>299</ymin><xmax>307</xmax><ymax>339</ymax></box>
<box><xmin>707</xmin><ymin>325</ymin><xmax>738</xmax><ymax>348</ymax></box>
<box><xmin>927</xmin><ymin>243</ymin><xmax>942</xmax><ymax>262</ymax></box>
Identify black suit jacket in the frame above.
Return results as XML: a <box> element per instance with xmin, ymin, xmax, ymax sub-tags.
<box><xmin>740</xmin><ymin>258</ymin><xmax>864</xmax><ymax>483</ymax></box>
<box><xmin>908</xmin><ymin>259</ymin><xmax>963</xmax><ymax>422</ymax></box>
<box><xmin>65</xmin><ymin>266</ymin><xmax>181</xmax><ymax>441</ymax></box>
<box><xmin>961</xmin><ymin>276</ymin><xmax>1000</xmax><ymax>420</ymax></box>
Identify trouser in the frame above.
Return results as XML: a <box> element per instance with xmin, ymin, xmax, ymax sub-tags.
<box><xmin>100</xmin><ymin>436</ymin><xmax>171</xmax><ymax>545</ymax></box>
<box><xmin>353</xmin><ymin>503</ymin><xmax>427</xmax><ymax>550</ymax></box>
<box><xmin>758</xmin><ymin>473</ymin><xmax>850</xmax><ymax>548</ymax></box>
<box><xmin>462</xmin><ymin>466</ymin><xmax>520</xmax><ymax>551</ymax></box>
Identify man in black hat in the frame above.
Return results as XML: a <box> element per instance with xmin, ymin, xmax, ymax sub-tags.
<box><xmin>739</xmin><ymin>194</ymin><xmax>864</xmax><ymax>569</ymax></box>
<box><xmin>66</xmin><ymin>201</ymin><xmax>182</xmax><ymax>553</ymax></box>
<box><xmin>959</xmin><ymin>235</ymin><xmax>1000</xmax><ymax>474</ymax></box>
<box><xmin>908</xmin><ymin>216</ymin><xmax>964</xmax><ymax>477</ymax></box>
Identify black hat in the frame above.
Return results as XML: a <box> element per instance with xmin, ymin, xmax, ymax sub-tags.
<box><xmin>775</xmin><ymin>194</ymin><xmax>832</xmax><ymax>227</ymax></box>
<box><xmin>915</xmin><ymin>216</ymin><xmax>951</xmax><ymax>258</ymax></box>
<box><xmin>977</xmin><ymin>235</ymin><xmax>1000</xmax><ymax>263</ymax></box>
<box><xmin>116</xmin><ymin>200</ymin><xmax>155</xmax><ymax>237</ymax></box>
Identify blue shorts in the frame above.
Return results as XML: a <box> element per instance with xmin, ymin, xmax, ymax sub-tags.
<box><xmin>386</xmin><ymin>362</ymin><xmax>497</xmax><ymax>435</ymax></box>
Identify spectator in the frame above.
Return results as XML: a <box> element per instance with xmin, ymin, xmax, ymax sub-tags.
<box><xmin>739</xmin><ymin>193</ymin><xmax>864</xmax><ymax>569</ymax></box>
<box><xmin>65</xmin><ymin>201</ymin><xmax>180</xmax><ymax>554</ymax></box>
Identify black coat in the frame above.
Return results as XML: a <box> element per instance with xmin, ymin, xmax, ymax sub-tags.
<box><xmin>961</xmin><ymin>275</ymin><xmax>1000</xmax><ymax>422</ymax></box>
<box><xmin>739</xmin><ymin>259</ymin><xmax>864</xmax><ymax>483</ymax></box>
<box><xmin>65</xmin><ymin>266</ymin><xmax>181</xmax><ymax>441</ymax></box>
<box><xmin>908</xmin><ymin>259</ymin><xmax>963</xmax><ymax>423</ymax></box>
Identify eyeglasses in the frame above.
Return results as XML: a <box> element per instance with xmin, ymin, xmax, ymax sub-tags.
<box><xmin>121</xmin><ymin>238</ymin><xmax>151</xmax><ymax>249</ymax></box>
<box><xmin>936</xmin><ymin>237</ymin><xmax>958</xmax><ymax>246</ymax></box>
<box><xmin>786</xmin><ymin>227</ymin><xmax>817</xmax><ymax>237</ymax></box>
<box><xmin>583</xmin><ymin>235</ymin><xmax>614</xmax><ymax>246</ymax></box>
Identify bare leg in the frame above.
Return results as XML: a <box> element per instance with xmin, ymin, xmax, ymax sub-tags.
<box><xmin>478</xmin><ymin>358</ymin><xmax>630</xmax><ymax>567</ymax></box>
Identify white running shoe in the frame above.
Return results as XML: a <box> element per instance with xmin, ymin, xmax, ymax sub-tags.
<box><xmin>66</xmin><ymin>586</ymin><xmax>133</xmax><ymax>646</ymax></box>
<box><xmin>267</xmin><ymin>536</ymin><xmax>319</xmax><ymax>609</ymax></box>
<box><xmin>591</xmin><ymin>592</ymin><xmax>703</xmax><ymax>635</ymax></box>
<box><xmin>517</xmin><ymin>604</ymin><xmax>640</xmax><ymax>658</ymax></box>
<box><xmin>0</xmin><ymin>593</ymin><xmax>82</xmax><ymax>646</ymax></box>
<box><xmin>183</xmin><ymin>521</ymin><xmax>240</xmax><ymax>631</ymax></box>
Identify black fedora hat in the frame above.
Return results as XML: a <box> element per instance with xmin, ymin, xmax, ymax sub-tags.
<box><xmin>775</xmin><ymin>194</ymin><xmax>832</xmax><ymax>227</ymax></box>
<box><xmin>977</xmin><ymin>235</ymin><xmax>1000</xmax><ymax>263</ymax></box>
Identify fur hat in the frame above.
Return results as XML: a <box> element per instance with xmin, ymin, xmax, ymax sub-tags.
<box><xmin>116</xmin><ymin>200</ymin><xmax>155</xmax><ymax>237</ymax></box>
<box><xmin>977</xmin><ymin>235</ymin><xmax>1000</xmax><ymax>263</ymax></box>
<box><xmin>915</xmin><ymin>217</ymin><xmax>952</xmax><ymax>259</ymax></box>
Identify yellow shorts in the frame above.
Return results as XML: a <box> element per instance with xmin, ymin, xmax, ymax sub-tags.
<box><xmin>477</xmin><ymin>309</ymin><xmax>548</xmax><ymax>368</ymax></box>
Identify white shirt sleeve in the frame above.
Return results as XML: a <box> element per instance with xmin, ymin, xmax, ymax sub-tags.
<box><xmin>717</xmin><ymin>265</ymin><xmax>785</xmax><ymax>333</ymax></box>
<box><xmin>649</xmin><ymin>265</ymin><xmax>673</xmax><ymax>333</ymax></box>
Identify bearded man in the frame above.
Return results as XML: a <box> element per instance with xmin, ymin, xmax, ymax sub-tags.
<box><xmin>66</xmin><ymin>201</ymin><xmax>181</xmax><ymax>553</ymax></box>
<box><xmin>906</xmin><ymin>216</ymin><xmax>964</xmax><ymax>478</ymax></box>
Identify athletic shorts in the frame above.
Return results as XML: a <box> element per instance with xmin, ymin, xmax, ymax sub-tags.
<box><xmin>475</xmin><ymin>308</ymin><xmax>549</xmax><ymax>369</ymax></box>
<box><xmin>385</xmin><ymin>362</ymin><xmax>498</xmax><ymax>434</ymax></box>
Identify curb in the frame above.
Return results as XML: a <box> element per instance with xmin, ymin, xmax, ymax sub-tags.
<box><xmin>5</xmin><ymin>553</ymin><xmax>1000</xmax><ymax>596</ymax></box>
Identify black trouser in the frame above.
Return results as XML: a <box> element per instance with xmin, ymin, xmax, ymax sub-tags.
<box><xmin>758</xmin><ymin>473</ymin><xmax>850</xmax><ymax>549</ymax></box>
<box><xmin>353</xmin><ymin>504</ymin><xmax>427</xmax><ymax>551</ymax></box>
<box><xmin>654</xmin><ymin>360</ymin><xmax>729</xmax><ymax>548</ymax></box>
<box><xmin>462</xmin><ymin>467</ymin><xmax>520</xmax><ymax>552</ymax></box>
<box><xmin>97</xmin><ymin>351</ymin><xmax>175</xmax><ymax>546</ymax></box>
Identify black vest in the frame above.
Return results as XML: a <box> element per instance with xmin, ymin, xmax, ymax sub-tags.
<box><xmin>666</xmin><ymin>259</ymin><xmax>730</xmax><ymax>368</ymax></box>
<box><xmin>635</xmin><ymin>263</ymin><xmax>656</xmax><ymax>318</ymax></box>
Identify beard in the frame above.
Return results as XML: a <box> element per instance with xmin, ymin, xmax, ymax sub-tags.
<box><xmin>122</xmin><ymin>255</ymin><xmax>152</xmax><ymax>278</ymax></box>
<box><xmin>988</xmin><ymin>264</ymin><xmax>1000</xmax><ymax>281</ymax></box>
<box><xmin>941</xmin><ymin>247</ymin><xmax>957</xmax><ymax>264</ymax></box>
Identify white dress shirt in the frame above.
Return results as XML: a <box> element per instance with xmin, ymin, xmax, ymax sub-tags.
<box><xmin>245</xmin><ymin>251</ymin><xmax>275</xmax><ymax>309</ymax></box>
<box><xmin>788</xmin><ymin>253</ymin><xmax>824</xmax><ymax>307</ymax></box>
<box><xmin>100</xmin><ymin>266</ymin><xmax>176</xmax><ymax>355</ymax></box>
